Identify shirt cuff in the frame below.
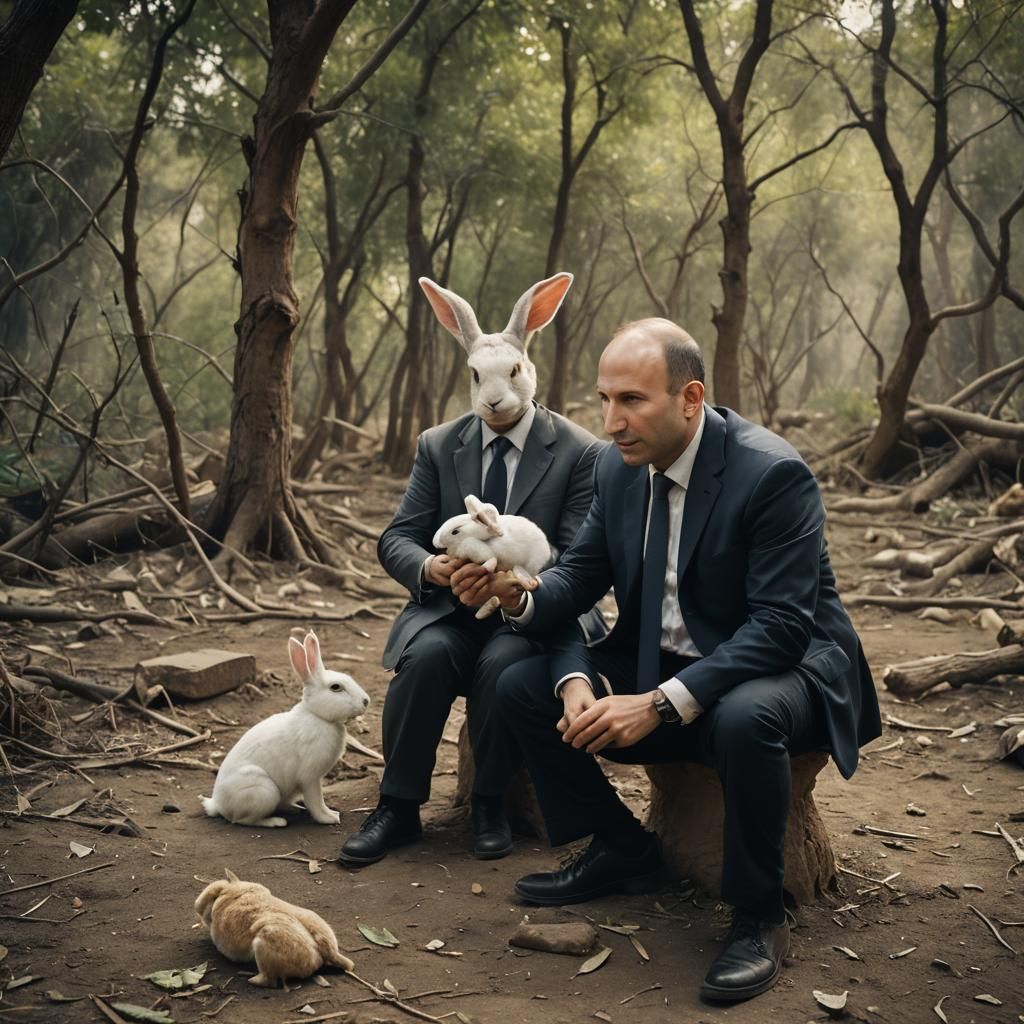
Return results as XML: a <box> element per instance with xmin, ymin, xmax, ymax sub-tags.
<box><xmin>502</xmin><ymin>590</ymin><xmax>534</xmax><ymax>626</ymax></box>
<box><xmin>658</xmin><ymin>678</ymin><xmax>704</xmax><ymax>724</ymax></box>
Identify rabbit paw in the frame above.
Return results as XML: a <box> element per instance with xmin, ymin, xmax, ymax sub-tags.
<box><xmin>311</xmin><ymin>808</ymin><xmax>341</xmax><ymax>825</ymax></box>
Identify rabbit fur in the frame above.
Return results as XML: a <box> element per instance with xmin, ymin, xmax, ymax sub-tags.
<box><xmin>433</xmin><ymin>494</ymin><xmax>553</xmax><ymax>618</ymax></box>
<box><xmin>195</xmin><ymin>869</ymin><xmax>354</xmax><ymax>989</ymax></box>
<box><xmin>419</xmin><ymin>272</ymin><xmax>573</xmax><ymax>427</ymax></box>
<box><xmin>199</xmin><ymin>631</ymin><xmax>368</xmax><ymax>827</ymax></box>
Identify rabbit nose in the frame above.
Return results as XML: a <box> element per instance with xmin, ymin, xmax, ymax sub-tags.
<box><xmin>362</xmin><ymin>696</ymin><xmax>369</xmax><ymax>709</ymax></box>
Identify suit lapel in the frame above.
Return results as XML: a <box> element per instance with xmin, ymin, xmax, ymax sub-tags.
<box><xmin>676</xmin><ymin>405</ymin><xmax>726</xmax><ymax>579</ymax></box>
<box><xmin>454</xmin><ymin>417</ymin><xmax>483</xmax><ymax>501</ymax></box>
<box><xmin>622</xmin><ymin>468</ymin><xmax>649</xmax><ymax>603</ymax></box>
<box><xmin>506</xmin><ymin>405</ymin><xmax>556</xmax><ymax>514</ymax></box>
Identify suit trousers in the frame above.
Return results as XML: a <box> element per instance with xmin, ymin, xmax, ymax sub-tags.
<box><xmin>381</xmin><ymin>605</ymin><xmax>547</xmax><ymax>804</ymax></box>
<box><xmin>497</xmin><ymin>643</ymin><xmax>828</xmax><ymax>920</ymax></box>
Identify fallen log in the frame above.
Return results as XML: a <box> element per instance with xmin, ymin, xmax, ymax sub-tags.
<box><xmin>0</xmin><ymin>602</ymin><xmax>173</xmax><ymax>627</ymax></box>
<box><xmin>844</xmin><ymin>593</ymin><xmax>1021</xmax><ymax>612</ymax></box>
<box><xmin>883</xmin><ymin>645</ymin><xmax>1024</xmax><ymax>699</ymax></box>
<box><xmin>910</xmin><ymin>402</ymin><xmax>1024</xmax><ymax>441</ymax></box>
<box><xmin>904</xmin><ymin>537</ymin><xmax>998</xmax><ymax>596</ymax></box>
<box><xmin>831</xmin><ymin>438</ymin><xmax>1018</xmax><ymax>515</ymax></box>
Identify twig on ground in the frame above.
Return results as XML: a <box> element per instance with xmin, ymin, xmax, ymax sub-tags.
<box><xmin>967</xmin><ymin>903</ymin><xmax>1018</xmax><ymax>954</ymax></box>
<box><xmin>0</xmin><ymin>861</ymin><xmax>114</xmax><ymax>896</ymax></box>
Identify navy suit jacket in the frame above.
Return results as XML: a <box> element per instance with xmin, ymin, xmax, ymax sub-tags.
<box><xmin>379</xmin><ymin>403</ymin><xmax>607</xmax><ymax>670</ymax></box>
<box><xmin>528</xmin><ymin>404</ymin><xmax>881</xmax><ymax>779</ymax></box>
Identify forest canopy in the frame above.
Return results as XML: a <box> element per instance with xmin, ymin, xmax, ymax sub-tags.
<box><xmin>1</xmin><ymin>0</ymin><xmax>1021</xmax><ymax>565</ymax></box>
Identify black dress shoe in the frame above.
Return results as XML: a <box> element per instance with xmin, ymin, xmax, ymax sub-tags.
<box><xmin>471</xmin><ymin>798</ymin><xmax>513</xmax><ymax>860</ymax></box>
<box><xmin>338</xmin><ymin>803</ymin><xmax>421</xmax><ymax>866</ymax></box>
<box><xmin>700</xmin><ymin>910</ymin><xmax>790</xmax><ymax>1002</ymax></box>
<box><xmin>514</xmin><ymin>837</ymin><xmax>661</xmax><ymax>906</ymax></box>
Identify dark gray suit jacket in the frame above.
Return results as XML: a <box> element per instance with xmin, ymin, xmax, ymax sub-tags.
<box><xmin>526</xmin><ymin>405</ymin><xmax>881</xmax><ymax>779</ymax></box>
<box><xmin>379</xmin><ymin>403</ymin><xmax>607</xmax><ymax>669</ymax></box>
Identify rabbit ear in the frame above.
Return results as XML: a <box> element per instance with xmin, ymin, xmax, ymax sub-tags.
<box><xmin>419</xmin><ymin>277</ymin><xmax>482</xmax><ymax>352</ymax></box>
<box><xmin>288</xmin><ymin>636</ymin><xmax>309</xmax><ymax>680</ymax></box>
<box><xmin>470</xmin><ymin>501</ymin><xmax>504</xmax><ymax>538</ymax></box>
<box><xmin>504</xmin><ymin>273</ymin><xmax>573</xmax><ymax>347</ymax></box>
<box><xmin>304</xmin><ymin>631</ymin><xmax>323</xmax><ymax>675</ymax></box>
<box><xmin>225</xmin><ymin>868</ymin><xmax>239</xmax><ymax>883</ymax></box>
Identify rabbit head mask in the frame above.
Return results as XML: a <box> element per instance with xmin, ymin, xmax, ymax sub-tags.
<box><xmin>419</xmin><ymin>273</ymin><xmax>573</xmax><ymax>430</ymax></box>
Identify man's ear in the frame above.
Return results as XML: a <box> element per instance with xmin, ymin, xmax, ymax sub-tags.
<box><xmin>682</xmin><ymin>380</ymin><xmax>704</xmax><ymax>417</ymax></box>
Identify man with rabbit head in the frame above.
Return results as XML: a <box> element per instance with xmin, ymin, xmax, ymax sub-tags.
<box><xmin>338</xmin><ymin>273</ymin><xmax>606</xmax><ymax>867</ymax></box>
<box><xmin>454</xmin><ymin>319</ymin><xmax>881</xmax><ymax>1003</ymax></box>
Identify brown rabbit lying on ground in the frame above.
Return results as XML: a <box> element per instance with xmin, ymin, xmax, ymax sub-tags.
<box><xmin>195</xmin><ymin>870</ymin><xmax>354</xmax><ymax>989</ymax></box>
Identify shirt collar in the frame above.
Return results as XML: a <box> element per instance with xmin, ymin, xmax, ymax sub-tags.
<box><xmin>650</xmin><ymin>405</ymin><xmax>706</xmax><ymax>492</ymax></box>
<box><xmin>481</xmin><ymin>402</ymin><xmax>536</xmax><ymax>453</ymax></box>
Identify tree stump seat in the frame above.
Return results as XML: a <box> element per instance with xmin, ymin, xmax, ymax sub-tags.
<box><xmin>646</xmin><ymin>751</ymin><xmax>838</xmax><ymax>905</ymax></box>
<box><xmin>453</xmin><ymin>723</ymin><xmax>837</xmax><ymax>906</ymax></box>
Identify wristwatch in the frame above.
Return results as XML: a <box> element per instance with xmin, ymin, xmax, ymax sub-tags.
<box><xmin>651</xmin><ymin>687</ymin><xmax>682</xmax><ymax>724</ymax></box>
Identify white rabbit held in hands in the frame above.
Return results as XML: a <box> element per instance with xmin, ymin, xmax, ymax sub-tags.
<box><xmin>199</xmin><ymin>631</ymin><xmax>368</xmax><ymax>827</ymax></box>
<box><xmin>433</xmin><ymin>495</ymin><xmax>552</xmax><ymax>619</ymax></box>
<box><xmin>418</xmin><ymin>271</ymin><xmax>573</xmax><ymax>427</ymax></box>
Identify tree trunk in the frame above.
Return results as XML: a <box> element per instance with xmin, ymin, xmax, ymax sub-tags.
<box><xmin>711</xmin><ymin>117</ymin><xmax>751</xmax><ymax>412</ymax></box>
<box><xmin>678</xmin><ymin>0</ymin><xmax>773</xmax><ymax>415</ymax></box>
<box><xmin>0</xmin><ymin>0</ymin><xmax>79</xmax><ymax>162</ymax></box>
<box><xmin>206</xmin><ymin>1</ymin><xmax>355</xmax><ymax>558</ymax></box>
<box><xmin>861</xmin><ymin>313</ymin><xmax>934</xmax><ymax>478</ymax></box>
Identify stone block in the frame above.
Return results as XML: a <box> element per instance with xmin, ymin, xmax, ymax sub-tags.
<box><xmin>136</xmin><ymin>649</ymin><xmax>255</xmax><ymax>700</ymax></box>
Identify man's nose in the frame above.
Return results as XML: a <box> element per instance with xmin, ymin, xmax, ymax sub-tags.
<box><xmin>604</xmin><ymin>403</ymin><xmax>624</xmax><ymax>433</ymax></box>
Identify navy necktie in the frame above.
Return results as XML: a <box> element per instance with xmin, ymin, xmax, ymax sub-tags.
<box><xmin>636</xmin><ymin>472</ymin><xmax>674</xmax><ymax>692</ymax></box>
<box><xmin>482</xmin><ymin>436</ymin><xmax>513</xmax><ymax>513</ymax></box>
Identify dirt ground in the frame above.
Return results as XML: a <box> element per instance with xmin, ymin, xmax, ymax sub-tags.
<box><xmin>2</xmin><ymin>471</ymin><xmax>1024</xmax><ymax>1024</ymax></box>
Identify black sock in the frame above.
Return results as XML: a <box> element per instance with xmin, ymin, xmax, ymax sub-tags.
<box><xmin>381</xmin><ymin>796</ymin><xmax>419</xmax><ymax>819</ymax></box>
<box><xmin>597</xmin><ymin>820</ymin><xmax>651</xmax><ymax>858</ymax></box>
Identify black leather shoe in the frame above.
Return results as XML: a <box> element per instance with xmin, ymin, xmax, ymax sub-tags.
<box><xmin>338</xmin><ymin>803</ymin><xmax>421</xmax><ymax>866</ymax></box>
<box><xmin>700</xmin><ymin>910</ymin><xmax>790</xmax><ymax>1002</ymax></box>
<box><xmin>471</xmin><ymin>798</ymin><xmax>513</xmax><ymax>860</ymax></box>
<box><xmin>514</xmin><ymin>837</ymin><xmax>661</xmax><ymax>905</ymax></box>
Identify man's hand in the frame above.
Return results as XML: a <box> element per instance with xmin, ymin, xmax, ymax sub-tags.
<box><xmin>425</xmin><ymin>554</ymin><xmax>467</xmax><ymax>588</ymax></box>
<box><xmin>450</xmin><ymin>563</ymin><xmax>538</xmax><ymax>610</ymax></box>
<box><xmin>557</xmin><ymin>676</ymin><xmax>596</xmax><ymax>734</ymax></box>
<box><xmin>562</xmin><ymin>693</ymin><xmax>661</xmax><ymax>754</ymax></box>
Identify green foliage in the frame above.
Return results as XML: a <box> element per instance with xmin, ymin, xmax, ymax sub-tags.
<box><xmin>1</xmin><ymin>0</ymin><xmax>1021</xmax><ymax>484</ymax></box>
<box><xmin>809</xmin><ymin>386</ymin><xmax>877</xmax><ymax>432</ymax></box>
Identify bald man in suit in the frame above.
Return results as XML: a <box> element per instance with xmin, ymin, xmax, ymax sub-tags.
<box><xmin>455</xmin><ymin>319</ymin><xmax>880</xmax><ymax>1002</ymax></box>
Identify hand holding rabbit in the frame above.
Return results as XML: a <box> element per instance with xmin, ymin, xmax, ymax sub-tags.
<box><xmin>199</xmin><ymin>631</ymin><xmax>368</xmax><ymax>827</ymax></box>
<box><xmin>433</xmin><ymin>495</ymin><xmax>551</xmax><ymax>618</ymax></box>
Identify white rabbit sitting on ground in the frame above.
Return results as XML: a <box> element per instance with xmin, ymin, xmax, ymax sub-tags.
<box><xmin>433</xmin><ymin>494</ymin><xmax>553</xmax><ymax>618</ymax></box>
<box><xmin>195</xmin><ymin>869</ymin><xmax>354</xmax><ymax>989</ymax></box>
<box><xmin>199</xmin><ymin>631</ymin><xmax>368</xmax><ymax>827</ymax></box>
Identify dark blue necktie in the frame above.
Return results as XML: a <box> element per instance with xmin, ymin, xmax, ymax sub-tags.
<box><xmin>482</xmin><ymin>436</ymin><xmax>513</xmax><ymax>513</ymax></box>
<box><xmin>636</xmin><ymin>472</ymin><xmax>674</xmax><ymax>692</ymax></box>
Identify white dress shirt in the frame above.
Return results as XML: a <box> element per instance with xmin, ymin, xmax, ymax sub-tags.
<box><xmin>519</xmin><ymin>408</ymin><xmax>708</xmax><ymax>724</ymax></box>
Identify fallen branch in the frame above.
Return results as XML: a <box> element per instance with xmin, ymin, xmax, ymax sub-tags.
<box><xmin>0</xmin><ymin>860</ymin><xmax>114</xmax><ymax>897</ymax></box>
<box><xmin>0</xmin><ymin>603</ymin><xmax>174</xmax><ymax>627</ymax></box>
<box><xmin>830</xmin><ymin>438</ymin><xmax>1017</xmax><ymax>515</ymax></box>
<box><xmin>967</xmin><ymin>903</ymin><xmax>1018</xmax><ymax>955</ymax></box>
<box><xmin>0</xmin><ymin>808</ymin><xmax>144</xmax><ymax>837</ymax></box>
<box><xmin>996</xmin><ymin>822</ymin><xmax>1024</xmax><ymax>869</ymax></box>
<box><xmin>883</xmin><ymin>645</ymin><xmax>1024</xmax><ymax>699</ymax></box>
<box><xmin>21</xmin><ymin>665</ymin><xmax>201</xmax><ymax>737</ymax></box>
<box><xmin>844</xmin><ymin>593</ymin><xmax>1021</xmax><ymax>612</ymax></box>
<box><xmin>910</xmin><ymin>401</ymin><xmax>1024</xmax><ymax>441</ymax></box>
